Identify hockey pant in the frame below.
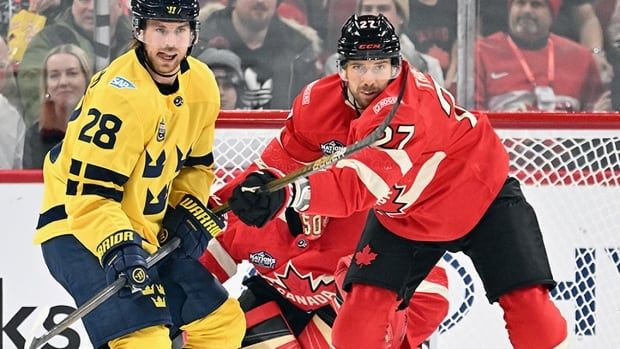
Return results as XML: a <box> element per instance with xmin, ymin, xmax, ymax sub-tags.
<box><xmin>109</xmin><ymin>297</ymin><xmax>245</xmax><ymax>349</ymax></box>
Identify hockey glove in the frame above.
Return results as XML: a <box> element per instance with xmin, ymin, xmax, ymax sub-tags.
<box><xmin>161</xmin><ymin>194</ymin><xmax>225</xmax><ymax>259</ymax></box>
<box><xmin>99</xmin><ymin>230</ymin><xmax>155</xmax><ymax>299</ymax></box>
<box><xmin>229</xmin><ymin>170</ymin><xmax>288</xmax><ymax>228</ymax></box>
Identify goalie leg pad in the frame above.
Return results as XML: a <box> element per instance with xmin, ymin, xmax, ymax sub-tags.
<box><xmin>332</xmin><ymin>283</ymin><xmax>401</xmax><ymax>349</ymax></box>
<box><xmin>242</xmin><ymin>301</ymin><xmax>301</xmax><ymax>348</ymax></box>
<box><xmin>297</xmin><ymin>314</ymin><xmax>333</xmax><ymax>349</ymax></box>
<box><xmin>499</xmin><ymin>285</ymin><xmax>568</xmax><ymax>349</ymax></box>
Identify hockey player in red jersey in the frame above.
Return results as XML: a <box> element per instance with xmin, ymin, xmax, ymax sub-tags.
<box><xmin>200</xmin><ymin>207</ymin><xmax>448</xmax><ymax>348</ymax></box>
<box><xmin>201</xmin><ymin>127</ymin><xmax>449</xmax><ymax>347</ymax></box>
<box><xmin>228</xmin><ymin>14</ymin><xmax>569</xmax><ymax>349</ymax></box>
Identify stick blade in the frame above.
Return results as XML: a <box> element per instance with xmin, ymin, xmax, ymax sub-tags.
<box><xmin>24</xmin><ymin>305</ymin><xmax>49</xmax><ymax>349</ymax></box>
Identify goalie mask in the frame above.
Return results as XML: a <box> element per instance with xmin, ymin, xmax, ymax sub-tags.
<box><xmin>131</xmin><ymin>0</ymin><xmax>200</xmax><ymax>49</ymax></box>
<box><xmin>336</xmin><ymin>14</ymin><xmax>402</xmax><ymax>81</ymax></box>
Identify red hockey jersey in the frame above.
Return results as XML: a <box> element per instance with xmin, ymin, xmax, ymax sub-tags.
<box><xmin>201</xmin><ymin>211</ymin><xmax>368</xmax><ymax>311</ymax></box>
<box><xmin>299</xmin><ymin>61</ymin><xmax>510</xmax><ymax>241</ymax></box>
<box><xmin>202</xmin><ymin>66</ymin><xmax>453</xmax><ymax>310</ymax></box>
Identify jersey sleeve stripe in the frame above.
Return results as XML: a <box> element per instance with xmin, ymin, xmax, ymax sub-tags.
<box><xmin>69</xmin><ymin>159</ymin><xmax>82</xmax><ymax>176</ymax></box>
<box><xmin>379</xmin><ymin>148</ymin><xmax>414</xmax><ymax>176</ymax></box>
<box><xmin>82</xmin><ymin>184</ymin><xmax>124</xmax><ymax>202</ymax></box>
<box><xmin>206</xmin><ymin>238</ymin><xmax>237</xmax><ymax>278</ymax></box>
<box><xmin>395</xmin><ymin>152</ymin><xmax>446</xmax><ymax>212</ymax></box>
<box><xmin>184</xmin><ymin>152</ymin><xmax>214</xmax><ymax>167</ymax></box>
<box><xmin>66</xmin><ymin>180</ymin><xmax>78</xmax><ymax>195</ymax></box>
<box><xmin>36</xmin><ymin>204</ymin><xmax>68</xmax><ymax>229</ymax></box>
<box><xmin>335</xmin><ymin>159</ymin><xmax>391</xmax><ymax>200</ymax></box>
<box><xmin>85</xmin><ymin>163</ymin><xmax>129</xmax><ymax>186</ymax></box>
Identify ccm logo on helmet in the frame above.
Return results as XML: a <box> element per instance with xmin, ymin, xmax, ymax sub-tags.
<box><xmin>358</xmin><ymin>43</ymin><xmax>382</xmax><ymax>50</ymax></box>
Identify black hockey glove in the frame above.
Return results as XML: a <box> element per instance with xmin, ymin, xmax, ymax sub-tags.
<box><xmin>229</xmin><ymin>171</ymin><xmax>286</xmax><ymax>228</ymax></box>
<box><xmin>99</xmin><ymin>230</ymin><xmax>156</xmax><ymax>299</ymax></box>
<box><xmin>161</xmin><ymin>194</ymin><xmax>225</xmax><ymax>259</ymax></box>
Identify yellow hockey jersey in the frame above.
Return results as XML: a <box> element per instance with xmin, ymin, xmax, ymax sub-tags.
<box><xmin>34</xmin><ymin>48</ymin><xmax>220</xmax><ymax>261</ymax></box>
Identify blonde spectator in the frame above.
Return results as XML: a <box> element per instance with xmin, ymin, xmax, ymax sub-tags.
<box><xmin>23</xmin><ymin>44</ymin><xmax>91</xmax><ymax>169</ymax></box>
<box><xmin>0</xmin><ymin>35</ymin><xmax>24</xmax><ymax>169</ymax></box>
<box><xmin>17</xmin><ymin>0</ymin><xmax>130</xmax><ymax>128</ymax></box>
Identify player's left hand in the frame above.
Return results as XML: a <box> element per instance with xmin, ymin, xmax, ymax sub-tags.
<box><xmin>229</xmin><ymin>170</ymin><xmax>288</xmax><ymax>228</ymax></box>
<box><xmin>100</xmin><ymin>231</ymin><xmax>156</xmax><ymax>299</ymax></box>
<box><xmin>161</xmin><ymin>194</ymin><xmax>225</xmax><ymax>259</ymax></box>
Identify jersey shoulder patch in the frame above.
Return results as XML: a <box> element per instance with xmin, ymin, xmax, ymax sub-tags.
<box><xmin>109</xmin><ymin>76</ymin><xmax>136</xmax><ymax>90</ymax></box>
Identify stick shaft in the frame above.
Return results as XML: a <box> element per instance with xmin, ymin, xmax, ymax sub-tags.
<box><xmin>213</xmin><ymin>69</ymin><xmax>409</xmax><ymax>216</ymax></box>
<box><xmin>28</xmin><ymin>237</ymin><xmax>181</xmax><ymax>349</ymax></box>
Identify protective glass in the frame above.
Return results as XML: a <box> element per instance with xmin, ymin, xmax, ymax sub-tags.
<box><xmin>337</xmin><ymin>59</ymin><xmax>401</xmax><ymax>81</ymax></box>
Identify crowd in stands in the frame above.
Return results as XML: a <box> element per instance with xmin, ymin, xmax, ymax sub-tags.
<box><xmin>0</xmin><ymin>0</ymin><xmax>618</xmax><ymax>169</ymax></box>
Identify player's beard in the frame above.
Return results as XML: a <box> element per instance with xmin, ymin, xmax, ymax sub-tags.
<box><xmin>351</xmin><ymin>85</ymin><xmax>380</xmax><ymax>110</ymax></box>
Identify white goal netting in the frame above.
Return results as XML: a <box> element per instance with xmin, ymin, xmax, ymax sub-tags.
<box><xmin>213</xmin><ymin>112</ymin><xmax>620</xmax><ymax>349</ymax></box>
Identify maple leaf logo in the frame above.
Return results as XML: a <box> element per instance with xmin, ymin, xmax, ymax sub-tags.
<box><xmin>354</xmin><ymin>244</ymin><xmax>377</xmax><ymax>267</ymax></box>
<box><xmin>263</xmin><ymin>261</ymin><xmax>334</xmax><ymax>292</ymax></box>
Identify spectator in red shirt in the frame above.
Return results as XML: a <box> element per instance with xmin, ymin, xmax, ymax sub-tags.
<box><xmin>475</xmin><ymin>0</ymin><xmax>609</xmax><ymax>111</ymax></box>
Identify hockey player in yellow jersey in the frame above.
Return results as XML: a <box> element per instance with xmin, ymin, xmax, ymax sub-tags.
<box><xmin>33</xmin><ymin>0</ymin><xmax>245</xmax><ymax>348</ymax></box>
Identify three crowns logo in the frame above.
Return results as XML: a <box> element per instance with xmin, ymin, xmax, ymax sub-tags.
<box><xmin>142</xmin><ymin>283</ymin><xmax>167</xmax><ymax>308</ymax></box>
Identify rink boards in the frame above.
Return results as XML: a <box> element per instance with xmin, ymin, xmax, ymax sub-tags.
<box><xmin>1</xmin><ymin>182</ymin><xmax>619</xmax><ymax>349</ymax></box>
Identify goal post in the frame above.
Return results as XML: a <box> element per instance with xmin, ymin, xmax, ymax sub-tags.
<box><xmin>214</xmin><ymin>111</ymin><xmax>620</xmax><ymax>349</ymax></box>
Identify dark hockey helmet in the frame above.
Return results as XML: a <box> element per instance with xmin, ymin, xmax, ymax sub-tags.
<box><xmin>131</xmin><ymin>0</ymin><xmax>200</xmax><ymax>45</ymax></box>
<box><xmin>336</xmin><ymin>14</ymin><xmax>402</xmax><ymax>80</ymax></box>
<box><xmin>337</xmin><ymin>14</ymin><xmax>400</xmax><ymax>61</ymax></box>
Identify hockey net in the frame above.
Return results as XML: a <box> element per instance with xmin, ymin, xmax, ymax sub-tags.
<box><xmin>213</xmin><ymin>111</ymin><xmax>620</xmax><ymax>349</ymax></box>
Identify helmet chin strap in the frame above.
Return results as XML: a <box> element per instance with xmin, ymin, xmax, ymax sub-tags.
<box><xmin>341</xmin><ymin>81</ymin><xmax>363</xmax><ymax>117</ymax></box>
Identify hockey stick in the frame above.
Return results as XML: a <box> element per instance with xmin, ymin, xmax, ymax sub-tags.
<box><xmin>26</xmin><ymin>237</ymin><xmax>181</xmax><ymax>349</ymax></box>
<box><xmin>27</xmin><ymin>69</ymin><xmax>408</xmax><ymax>349</ymax></box>
<box><xmin>212</xmin><ymin>68</ymin><xmax>409</xmax><ymax>215</ymax></box>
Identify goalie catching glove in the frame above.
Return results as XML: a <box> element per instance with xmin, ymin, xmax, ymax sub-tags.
<box><xmin>229</xmin><ymin>169</ymin><xmax>310</xmax><ymax>228</ymax></box>
<box><xmin>98</xmin><ymin>230</ymin><xmax>156</xmax><ymax>299</ymax></box>
<box><xmin>160</xmin><ymin>194</ymin><xmax>225</xmax><ymax>259</ymax></box>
